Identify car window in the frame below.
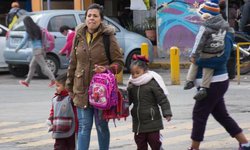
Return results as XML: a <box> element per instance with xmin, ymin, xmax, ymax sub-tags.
<box><xmin>48</xmin><ymin>15</ymin><xmax>77</xmax><ymax>32</ymax></box>
<box><xmin>12</xmin><ymin>14</ymin><xmax>42</xmax><ymax>31</ymax></box>
<box><xmin>0</xmin><ymin>27</ymin><xmax>7</xmax><ymax>36</ymax></box>
<box><xmin>103</xmin><ymin>19</ymin><xmax>120</xmax><ymax>32</ymax></box>
<box><xmin>79</xmin><ymin>14</ymin><xmax>85</xmax><ymax>23</ymax></box>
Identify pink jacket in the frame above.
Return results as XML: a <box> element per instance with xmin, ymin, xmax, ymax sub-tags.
<box><xmin>59</xmin><ymin>30</ymin><xmax>75</xmax><ymax>57</ymax></box>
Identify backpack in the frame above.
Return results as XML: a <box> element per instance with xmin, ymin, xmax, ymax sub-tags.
<box><xmin>88</xmin><ymin>69</ymin><xmax>118</xmax><ymax>110</ymax></box>
<box><xmin>102</xmin><ymin>88</ymin><xmax>130</xmax><ymax>122</ymax></box>
<box><xmin>7</xmin><ymin>9</ymin><xmax>20</xmax><ymax>29</ymax></box>
<box><xmin>41</xmin><ymin>28</ymin><xmax>55</xmax><ymax>52</ymax></box>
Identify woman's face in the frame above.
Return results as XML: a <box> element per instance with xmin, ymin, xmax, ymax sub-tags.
<box><xmin>86</xmin><ymin>9</ymin><xmax>102</xmax><ymax>33</ymax></box>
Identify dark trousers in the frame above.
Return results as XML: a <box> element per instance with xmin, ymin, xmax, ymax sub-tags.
<box><xmin>191</xmin><ymin>80</ymin><xmax>242</xmax><ymax>141</ymax></box>
<box><xmin>54</xmin><ymin>133</ymin><xmax>75</xmax><ymax>150</ymax></box>
<box><xmin>134</xmin><ymin>130</ymin><xmax>162</xmax><ymax>150</ymax></box>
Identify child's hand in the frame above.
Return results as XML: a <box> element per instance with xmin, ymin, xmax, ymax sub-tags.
<box><xmin>190</xmin><ymin>57</ymin><xmax>196</xmax><ymax>64</ymax></box>
<box><xmin>164</xmin><ymin>115</ymin><xmax>172</xmax><ymax>122</ymax></box>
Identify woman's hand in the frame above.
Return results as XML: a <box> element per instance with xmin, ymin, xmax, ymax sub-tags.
<box><xmin>93</xmin><ymin>64</ymin><xmax>107</xmax><ymax>73</ymax></box>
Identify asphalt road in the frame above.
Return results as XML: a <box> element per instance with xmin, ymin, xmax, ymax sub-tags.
<box><xmin>0</xmin><ymin>69</ymin><xmax>249</xmax><ymax>150</ymax></box>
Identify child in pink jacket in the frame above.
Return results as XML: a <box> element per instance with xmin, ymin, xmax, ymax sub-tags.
<box><xmin>59</xmin><ymin>25</ymin><xmax>75</xmax><ymax>58</ymax></box>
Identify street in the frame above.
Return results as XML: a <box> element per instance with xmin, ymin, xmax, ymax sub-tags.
<box><xmin>0</xmin><ymin>69</ymin><xmax>249</xmax><ymax>150</ymax></box>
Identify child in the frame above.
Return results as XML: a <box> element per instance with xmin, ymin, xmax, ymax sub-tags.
<box><xmin>127</xmin><ymin>54</ymin><xmax>172</xmax><ymax>150</ymax></box>
<box><xmin>184</xmin><ymin>0</ymin><xmax>233</xmax><ymax>101</ymax></box>
<box><xmin>47</xmin><ymin>73</ymin><xmax>77</xmax><ymax>150</ymax></box>
<box><xmin>59</xmin><ymin>25</ymin><xmax>75</xmax><ymax>58</ymax></box>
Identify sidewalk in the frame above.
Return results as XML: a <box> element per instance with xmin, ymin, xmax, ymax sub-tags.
<box><xmin>149</xmin><ymin>57</ymin><xmax>190</xmax><ymax>69</ymax></box>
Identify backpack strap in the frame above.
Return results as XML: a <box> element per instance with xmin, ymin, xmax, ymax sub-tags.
<box><xmin>103</xmin><ymin>34</ymin><xmax>111</xmax><ymax>64</ymax></box>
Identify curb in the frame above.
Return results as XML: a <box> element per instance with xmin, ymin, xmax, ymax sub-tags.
<box><xmin>149</xmin><ymin>62</ymin><xmax>191</xmax><ymax>69</ymax></box>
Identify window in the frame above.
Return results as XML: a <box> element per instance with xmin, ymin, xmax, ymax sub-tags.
<box><xmin>103</xmin><ymin>19</ymin><xmax>120</xmax><ymax>32</ymax></box>
<box><xmin>48</xmin><ymin>15</ymin><xmax>77</xmax><ymax>32</ymax></box>
<box><xmin>79</xmin><ymin>14</ymin><xmax>85</xmax><ymax>23</ymax></box>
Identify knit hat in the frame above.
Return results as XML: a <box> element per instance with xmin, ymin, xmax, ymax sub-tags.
<box><xmin>198</xmin><ymin>0</ymin><xmax>220</xmax><ymax>16</ymax></box>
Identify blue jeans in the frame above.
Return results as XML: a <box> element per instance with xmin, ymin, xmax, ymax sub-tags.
<box><xmin>77</xmin><ymin>107</ymin><xmax>110</xmax><ymax>150</ymax></box>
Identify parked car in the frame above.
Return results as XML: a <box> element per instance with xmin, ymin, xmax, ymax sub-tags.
<box><xmin>0</xmin><ymin>24</ymin><xmax>9</xmax><ymax>71</ymax></box>
<box><xmin>4</xmin><ymin>10</ymin><xmax>153</xmax><ymax>77</ymax></box>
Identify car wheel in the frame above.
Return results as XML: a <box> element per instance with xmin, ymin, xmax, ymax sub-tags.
<box><xmin>8</xmin><ymin>64</ymin><xmax>29</xmax><ymax>77</ymax></box>
<box><xmin>37</xmin><ymin>55</ymin><xmax>59</xmax><ymax>78</ymax></box>
<box><xmin>125</xmin><ymin>49</ymin><xmax>141</xmax><ymax>71</ymax></box>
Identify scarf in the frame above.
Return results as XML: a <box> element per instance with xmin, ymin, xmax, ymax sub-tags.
<box><xmin>55</xmin><ymin>89</ymin><xmax>69</xmax><ymax>101</ymax></box>
<box><xmin>128</xmin><ymin>71</ymin><xmax>169</xmax><ymax>95</ymax></box>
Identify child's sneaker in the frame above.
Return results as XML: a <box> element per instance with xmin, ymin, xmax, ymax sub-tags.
<box><xmin>193</xmin><ymin>88</ymin><xmax>207</xmax><ymax>101</ymax></box>
<box><xmin>48</xmin><ymin>80</ymin><xmax>55</xmax><ymax>87</ymax></box>
<box><xmin>19</xmin><ymin>80</ymin><xmax>29</xmax><ymax>87</ymax></box>
<box><xmin>184</xmin><ymin>81</ymin><xmax>195</xmax><ymax>90</ymax></box>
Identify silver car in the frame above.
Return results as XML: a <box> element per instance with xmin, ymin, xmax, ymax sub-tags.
<box><xmin>0</xmin><ymin>24</ymin><xmax>9</xmax><ymax>71</ymax></box>
<box><xmin>4</xmin><ymin>10</ymin><xmax>153</xmax><ymax>77</ymax></box>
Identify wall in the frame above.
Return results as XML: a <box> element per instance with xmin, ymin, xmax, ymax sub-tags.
<box><xmin>156</xmin><ymin>0</ymin><xmax>205</xmax><ymax>60</ymax></box>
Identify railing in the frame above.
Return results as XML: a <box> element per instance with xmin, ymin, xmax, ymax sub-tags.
<box><xmin>234</xmin><ymin>43</ymin><xmax>250</xmax><ymax>84</ymax></box>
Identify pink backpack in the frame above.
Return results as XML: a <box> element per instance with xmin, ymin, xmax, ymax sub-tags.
<box><xmin>41</xmin><ymin>28</ymin><xmax>55</xmax><ymax>52</ymax></box>
<box><xmin>88</xmin><ymin>70</ymin><xmax>118</xmax><ymax>110</ymax></box>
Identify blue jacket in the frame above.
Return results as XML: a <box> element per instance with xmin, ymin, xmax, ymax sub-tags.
<box><xmin>16</xmin><ymin>32</ymin><xmax>43</xmax><ymax>50</ymax></box>
<box><xmin>195</xmin><ymin>32</ymin><xmax>234</xmax><ymax>78</ymax></box>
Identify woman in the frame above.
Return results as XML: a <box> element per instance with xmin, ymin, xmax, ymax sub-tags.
<box><xmin>15</xmin><ymin>16</ymin><xmax>55</xmax><ymax>87</ymax></box>
<box><xmin>65</xmin><ymin>3</ymin><xmax>124</xmax><ymax>150</ymax></box>
<box><xmin>59</xmin><ymin>25</ymin><xmax>75</xmax><ymax>58</ymax></box>
<box><xmin>188</xmin><ymin>31</ymin><xmax>250</xmax><ymax>150</ymax></box>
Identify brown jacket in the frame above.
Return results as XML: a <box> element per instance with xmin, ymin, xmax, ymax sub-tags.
<box><xmin>66</xmin><ymin>23</ymin><xmax>124</xmax><ymax>108</ymax></box>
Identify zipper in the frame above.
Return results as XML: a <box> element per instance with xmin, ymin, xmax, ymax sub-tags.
<box><xmin>150</xmin><ymin>108</ymin><xmax>155</xmax><ymax>120</ymax></box>
<box><xmin>136</xmin><ymin>86</ymin><xmax>140</xmax><ymax>134</ymax></box>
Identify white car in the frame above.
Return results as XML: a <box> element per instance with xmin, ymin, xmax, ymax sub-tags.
<box><xmin>0</xmin><ymin>24</ymin><xmax>9</xmax><ymax>71</ymax></box>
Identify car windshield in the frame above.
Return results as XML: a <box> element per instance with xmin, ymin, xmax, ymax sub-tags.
<box><xmin>12</xmin><ymin>14</ymin><xmax>42</xmax><ymax>31</ymax></box>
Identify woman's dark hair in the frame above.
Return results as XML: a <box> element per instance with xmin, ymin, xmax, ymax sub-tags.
<box><xmin>59</xmin><ymin>25</ymin><xmax>74</xmax><ymax>33</ymax></box>
<box><xmin>130</xmin><ymin>55</ymin><xmax>149</xmax><ymax>71</ymax></box>
<box><xmin>85</xmin><ymin>3</ymin><xmax>104</xmax><ymax>20</ymax></box>
<box><xmin>23</xmin><ymin>16</ymin><xmax>41</xmax><ymax>40</ymax></box>
<box><xmin>56</xmin><ymin>73</ymin><xmax>67</xmax><ymax>86</ymax></box>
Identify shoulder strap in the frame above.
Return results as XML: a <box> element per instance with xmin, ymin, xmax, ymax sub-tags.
<box><xmin>103</xmin><ymin>34</ymin><xmax>111</xmax><ymax>64</ymax></box>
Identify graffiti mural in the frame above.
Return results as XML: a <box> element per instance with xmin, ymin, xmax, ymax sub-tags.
<box><xmin>157</xmin><ymin>0</ymin><xmax>205</xmax><ymax>59</ymax></box>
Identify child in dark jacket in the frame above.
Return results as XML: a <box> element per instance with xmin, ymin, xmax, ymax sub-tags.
<box><xmin>127</xmin><ymin>54</ymin><xmax>172</xmax><ymax>150</ymax></box>
<box><xmin>184</xmin><ymin>0</ymin><xmax>233</xmax><ymax>101</ymax></box>
<box><xmin>47</xmin><ymin>73</ymin><xmax>77</xmax><ymax>150</ymax></box>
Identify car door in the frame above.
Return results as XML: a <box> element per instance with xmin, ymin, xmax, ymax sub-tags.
<box><xmin>0</xmin><ymin>25</ymin><xmax>8</xmax><ymax>68</ymax></box>
<box><xmin>47</xmin><ymin>14</ymin><xmax>77</xmax><ymax>68</ymax></box>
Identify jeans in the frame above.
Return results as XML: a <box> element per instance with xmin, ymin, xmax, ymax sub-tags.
<box><xmin>77</xmin><ymin>107</ymin><xmax>110</xmax><ymax>150</ymax></box>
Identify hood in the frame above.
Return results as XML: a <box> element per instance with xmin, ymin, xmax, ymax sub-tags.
<box><xmin>204</xmin><ymin>14</ymin><xmax>230</xmax><ymax>30</ymax></box>
<box><xmin>9</xmin><ymin>8</ymin><xmax>19</xmax><ymax>14</ymax></box>
<box><xmin>75</xmin><ymin>22</ymin><xmax>115</xmax><ymax>39</ymax></box>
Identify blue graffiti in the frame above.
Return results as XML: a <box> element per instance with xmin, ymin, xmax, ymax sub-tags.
<box><xmin>157</xmin><ymin>0</ymin><xmax>204</xmax><ymax>50</ymax></box>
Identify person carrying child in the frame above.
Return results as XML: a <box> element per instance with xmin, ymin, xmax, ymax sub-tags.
<box><xmin>127</xmin><ymin>54</ymin><xmax>172</xmax><ymax>150</ymax></box>
<box><xmin>184</xmin><ymin>0</ymin><xmax>233</xmax><ymax>101</ymax></box>
<box><xmin>47</xmin><ymin>73</ymin><xmax>77</xmax><ymax>150</ymax></box>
